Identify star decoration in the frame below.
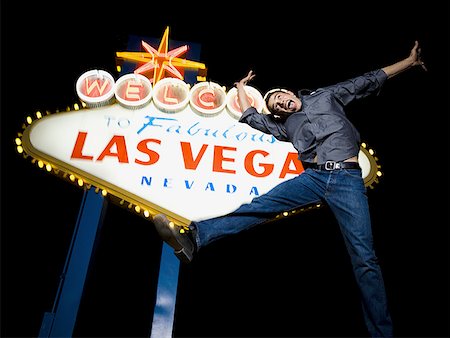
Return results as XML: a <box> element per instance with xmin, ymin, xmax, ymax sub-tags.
<box><xmin>116</xmin><ymin>26</ymin><xmax>206</xmax><ymax>84</ymax></box>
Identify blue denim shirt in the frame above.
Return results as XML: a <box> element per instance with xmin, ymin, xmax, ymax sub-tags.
<box><xmin>239</xmin><ymin>69</ymin><xmax>388</xmax><ymax>164</ymax></box>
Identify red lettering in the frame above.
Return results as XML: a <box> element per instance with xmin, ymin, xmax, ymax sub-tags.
<box><xmin>180</xmin><ymin>141</ymin><xmax>208</xmax><ymax>169</ymax></box>
<box><xmin>279</xmin><ymin>152</ymin><xmax>303</xmax><ymax>178</ymax></box>
<box><xmin>97</xmin><ymin>135</ymin><xmax>129</xmax><ymax>163</ymax></box>
<box><xmin>70</xmin><ymin>134</ymin><xmax>304</xmax><ymax>179</ymax></box>
<box><xmin>135</xmin><ymin>139</ymin><xmax>161</xmax><ymax>165</ymax></box>
<box><xmin>71</xmin><ymin>131</ymin><xmax>94</xmax><ymax>160</ymax></box>
<box><xmin>213</xmin><ymin>146</ymin><xmax>236</xmax><ymax>174</ymax></box>
<box><xmin>244</xmin><ymin>150</ymin><xmax>274</xmax><ymax>177</ymax></box>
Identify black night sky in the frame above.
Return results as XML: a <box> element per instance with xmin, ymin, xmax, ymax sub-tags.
<box><xmin>1</xmin><ymin>1</ymin><xmax>449</xmax><ymax>337</ymax></box>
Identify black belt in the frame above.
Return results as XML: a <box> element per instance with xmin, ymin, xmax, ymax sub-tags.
<box><xmin>303</xmin><ymin>161</ymin><xmax>360</xmax><ymax>171</ymax></box>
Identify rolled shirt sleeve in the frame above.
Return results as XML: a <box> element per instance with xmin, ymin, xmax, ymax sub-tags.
<box><xmin>323</xmin><ymin>69</ymin><xmax>388</xmax><ymax>106</ymax></box>
<box><xmin>239</xmin><ymin>107</ymin><xmax>289</xmax><ymax>142</ymax></box>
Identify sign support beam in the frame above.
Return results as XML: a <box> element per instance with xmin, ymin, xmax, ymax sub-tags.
<box><xmin>38</xmin><ymin>187</ymin><xmax>107</xmax><ymax>337</ymax></box>
<box><xmin>150</xmin><ymin>243</ymin><xmax>180</xmax><ymax>338</ymax></box>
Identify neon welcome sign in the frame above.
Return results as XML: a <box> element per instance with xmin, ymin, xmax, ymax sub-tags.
<box><xmin>16</xmin><ymin>29</ymin><xmax>382</xmax><ymax>227</ymax></box>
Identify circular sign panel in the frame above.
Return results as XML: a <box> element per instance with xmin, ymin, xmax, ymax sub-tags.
<box><xmin>115</xmin><ymin>73</ymin><xmax>153</xmax><ymax>109</ymax></box>
<box><xmin>189</xmin><ymin>81</ymin><xmax>227</xmax><ymax>117</ymax></box>
<box><xmin>226</xmin><ymin>85</ymin><xmax>265</xmax><ymax>120</ymax></box>
<box><xmin>76</xmin><ymin>70</ymin><xmax>116</xmax><ymax>108</ymax></box>
<box><xmin>152</xmin><ymin>77</ymin><xmax>190</xmax><ymax>113</ymax></box>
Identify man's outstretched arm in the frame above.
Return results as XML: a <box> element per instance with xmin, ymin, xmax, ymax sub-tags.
<box><xmin>382</xmin><ymin>40</ymin><xmax>427</xmax><ymax>79</ymax></box>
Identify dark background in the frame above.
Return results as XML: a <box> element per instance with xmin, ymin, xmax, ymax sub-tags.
<box><xmin>1</xmin><ymin>1</ymin><xmax>449</xmax><ymax>337</ymax></box>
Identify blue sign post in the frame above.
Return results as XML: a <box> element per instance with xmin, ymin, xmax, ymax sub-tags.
<box><xmin>150</xmin><ymin>243</ymin><xmax>181</xmax><ymax>337</ymax></box>
<box><xmin>38</xmin><ymin>187</ymin><xmax>108</xmax><ymax>337</ymax></box>
<box><xmin>37</xmin><ymin>186</ymin><xmax>181</xmax><ymax>337</ymax></box>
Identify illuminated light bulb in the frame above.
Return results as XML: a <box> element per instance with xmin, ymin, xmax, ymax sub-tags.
<box><xmin>37</xmin><ymin>160</ymin><xmax>44</xmax><ymax>168</ymax></box>
<box><xmin>95</xmin><ymin>187</ymin><xmax>100</xmax><ymax>193</ymax></box>
<box><xmin>369</xmin><ymin>149</ymin><xmax>374</xmax><ymax>155</ymax></box>
<box><xmin>101</xmin><ymin>190</ymin><xmax>107</xmax><ymax>196</ymax></box>
<box><xmin>36</xmin><ymin>111</ymin><xmax>42</xmax><ymax>119</ymax></box>
<box><xmin>169</xmin><ymin>221</ymin><xmax>174</xmax><ymax>228</ymax></box>
<box><xmin>45</xmin><ymin>164</ymin><xmax>52</xmax><ymax>172</ymax></box>
<box><xmin>316</xmin><ymin>203</ymin><xmax>321</xmax><ymax>208</ymax></box>
<box><xmin>361</xmin><ymin>142</ymin><xmax>367</xmax><ymax>148</ymax></box>
<box><xmin>69</xmin><ymin>174</ymin><xmax>75</xmax><ymax>181</ymax></box>
<box><xmin>128</xmin><ymin>203</ymin><xmax>133</xmax><ymax>209</ymax></box>
<box><xmin>283</xmin><ymin>211</ymin><xmax>288</xmax><ymax>216</ymax></box>
<box><xmin>144</xmin><ymin>210</ymin><xmax>150</xmax><ymax>217</ymax></box>
<box><xmin>377</xmin><ymin>171</ymin><xmax>382</xmax><ymax>177</ymax></box>
<box><xmin>134</xmin><ymin>205</ymin><xmax>141</xmax><ymax>213</ymax></box>
<box><xmin>77</xmin><ymin>178</ymin><xmax>83</xmax><ymax>186</ymax></box>
<box><xmin>26</xmin><ymin>116</ymin><xmax>33</xmax><ymax>124</ymax></box>
<box><xmin>180</xmin><ymin>228</ymin><xmax>185</xmax><ymax>234</ymax></box>
<box><xmin>74</xmin><ymin>103</ymin><xmax>80</xmax><ymax>110</ymax></box>
<box><xmin>116</xmin><ymin>65</ymin><xmax>122</xmax><ymax>72</ymax></box>
<box><xmin>17</xmin><ymin>146</ymin><xmax>23</xmax><ymax>153</ymax></box>
<box><xmin>119</xmin><ymin>199</ymin><xmax>125</xmax><ymax>205</ymax></box>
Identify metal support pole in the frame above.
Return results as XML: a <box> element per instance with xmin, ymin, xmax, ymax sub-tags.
<box><xmin>38</xmin><ymin>187</ymin><xmax>107</xmax><ymax>337</ymax></box>
<box><xmin>150</xmin><ymin>243</ymin><xmax>181</xmax><ymax>338</ymax></box>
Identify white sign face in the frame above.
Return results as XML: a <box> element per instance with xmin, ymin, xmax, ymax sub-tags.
<box><xmin>21</xmin><ymin>74</ymin><xmax>379</xmax><ymax>225</ymax></box>
<box><xmin>25</xmin><ymin>99</ymin><xmax>303</xmax><ymax>222</ymax></box>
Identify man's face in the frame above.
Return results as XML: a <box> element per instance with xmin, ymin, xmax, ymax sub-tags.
<box><xmin>267</xmin><ymin>90</ymin><xmax>302</xmax><ymax>117</ymax></box>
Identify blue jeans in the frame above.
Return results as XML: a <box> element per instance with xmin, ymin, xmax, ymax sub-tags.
<box><xmin>192</xmin><ymin>168</ymin><xmax>393</xmax><ymax>337</ymax></box>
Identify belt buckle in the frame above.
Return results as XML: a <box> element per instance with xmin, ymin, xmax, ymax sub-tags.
<box><xmin>325</xmin><ymin>161</ymin><xmax>336</xmax><ymax>170</ymax></box>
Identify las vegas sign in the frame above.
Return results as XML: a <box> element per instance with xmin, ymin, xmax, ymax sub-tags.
<box><xmin>16</xmin><ymin>28</ymin><xmax>382</xmax><ymax>227</ymax></box>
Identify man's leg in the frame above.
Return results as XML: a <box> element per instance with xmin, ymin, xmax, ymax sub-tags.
<box><xmin>154</xmin><ymin>170</ymin><xmax>324</xmax><ymax>262</ymax></box>
<box><xmin>194</xmin><ymin>170</ymin><xmax>324</xmax><ymax>249</ymax></box>
<box><xmin>326</xmin><ymin>169</ymin><xmax>393</xmax><ymax>337</ymax></box>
